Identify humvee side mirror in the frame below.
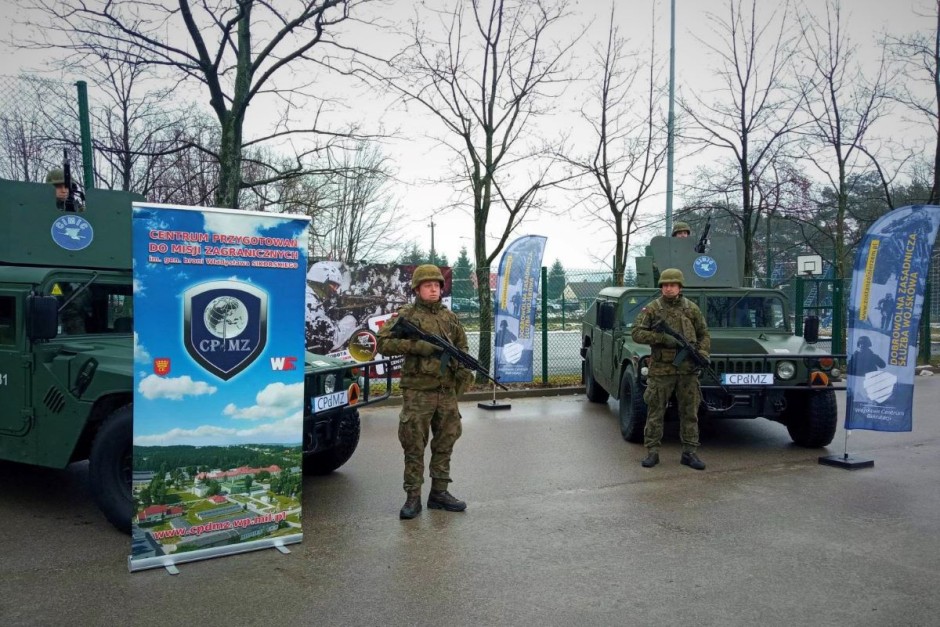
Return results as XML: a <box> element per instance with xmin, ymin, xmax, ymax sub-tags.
<box><xmin>803</xmin><ymin>315</ymin><xmax>819</xmax><ymax>344</ymax></box>
<box><xmin>597</xmin><ymin>302</ymin><xmax>616</xmax><ymax>330</ymax></box>
<box><xmin>27</xmin><ymin>295</ymin><xmax>59</xmax><ymax>341</ymax></box>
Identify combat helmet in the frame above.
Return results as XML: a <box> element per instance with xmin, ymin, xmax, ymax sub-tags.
<box><xmin>307</xmin><ymin>262</ymin><xmax>342</xmax><ymax>288</ymax></box>
<box><xmin>46</xmin><ymin>168</ymin><xmax>65</xmax><ymax>185</ymax></box>
<box><xmin>411</xmin><ymin>264</ymin><xmax>445</xmax><ymax>290</ymax></box>
<box><xmin>672</xmin><ymin>221</ymin><xmax>691</xmax><ymax>237</ymax></box>
<box><xmin>658</xmin><ymin>268</ymin><xmax>685</xmax><ymax>286</ymax></box>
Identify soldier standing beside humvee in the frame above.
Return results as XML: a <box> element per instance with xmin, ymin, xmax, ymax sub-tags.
<box><xmin>630</xmin><ymin>268</ymin><xmax>710</xmax><ymax>470</ymax></box>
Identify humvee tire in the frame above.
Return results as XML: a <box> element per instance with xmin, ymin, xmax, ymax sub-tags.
<box><xmin>584</xmin><ymin>354</ymin><xmax>609</xmax><ymax>403</ymax></box>
<box><xmin>89</xmin><ymin>405</ymin><xmax>134</xmax><ymax>533</ymax></box>
<box><xmin>786</xmin><ymin>389</ymin><xmax>838</xmax><ymax>448</ymax></box>
<box><xmin>304</xmin><ymin>409</ymin><xmax>361</xmax><ymax>475</ymax></box>
<box><xmin>618</xmin><ymin>370</ymin><xmax>647</xmax><ymax>443</ymax></box>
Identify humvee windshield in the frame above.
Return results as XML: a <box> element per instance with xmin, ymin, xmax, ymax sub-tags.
<box><xmin>705</xmin><ymin>295</ymin><xmax>787</xmax><ymax>330</ymax></box>
<box><xmin>48</xmin><ymin>281</ymin><xmax>134</xmax><ymax>335</ymax></box>
<box><xmin>621</xmin><ymin>292</ymin><xmax>658</xmax><ymax>326</ymax></box>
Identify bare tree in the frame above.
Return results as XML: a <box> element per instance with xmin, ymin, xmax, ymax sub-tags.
<box><xmin>885</xmin><ymin>0</ymin><xmax>940</xmax><ymax>205</ymax></box>
<box><xmin>796</xmin><ymin>0</ymin><xmax>890</xmax><ymax>278</ymax></box>
<box><xmin>562</xmin><ymin>4</ymin><xmax>667</xmax><ymax>286</ymax></box>
<box><xmin>19</xmin><ymin>0</ymin><xmax>367</xmax><ymax>208</ymax></box>
<box><xmin>680</xmin><ymin>0</ymin><xmax>801</xmax><ymax>276</ymax></box>
<box><xmin>364</xmin><ymin>0</ymin><xmax>579</xmax><ymax>375</ymax></box>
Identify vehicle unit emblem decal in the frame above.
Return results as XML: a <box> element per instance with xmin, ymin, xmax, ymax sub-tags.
<box><xmin>51</xmin><ymin>215</ymin><xmax>94</xmax><ymax>251</ymax></box>
<box><xmin>183</xmin><ymin>280</ymin><xmax>268</xmax><ymax>380</ymax></box>
<box><xmin>692</xmin><ymin>255</ymin><xmax>717</xmax><ymax>278</ymax></box>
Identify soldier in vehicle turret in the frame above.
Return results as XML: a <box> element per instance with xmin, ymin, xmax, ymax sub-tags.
<box><xmin>45</xmin><ymin>167</ymin><xmax>86</xmax><ymax>212</ymax></box>
<box><xmin>671</xmin><ymin>222</ymin><xmax>692</xmax><ymax>238</ymax></box>
<box><xmin>631</xmin><ymin>268</ymin><xmax>711</xmax><ymax>471</ymax></box>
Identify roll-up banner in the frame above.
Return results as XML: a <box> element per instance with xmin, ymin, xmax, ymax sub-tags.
<box><xmin>846</xmin><ymin>205</ymin><xmax>940</xmax><ymax>432</ymax></box>
<box><xmin>130</xmin><ymin>203</ymin><xmax>309</xmax><ymax>572</ymax></box>
<box><xmin>494</xmin><ymin>236</ymin><xmax>547</xmax><ymax>383</ymax></box>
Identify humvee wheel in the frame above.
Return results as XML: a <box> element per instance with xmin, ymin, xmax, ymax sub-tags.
<box><xmin>303</xmin><ymin>409</ymin><xmax>361</xmax><ymax>475</ymax></box>
<box><xmin>584</xmin><ymin>354</ymin><xmax>609</xmax><ymax>403</ymax></box>
<box><xmin>618</xmin><ymin>370</ymin><xmax>647</xmax><ymax>443</ymax></box>
<box><xmin>786</xmin><ymin>389</ymin><xmax>838</xmax><ymax>448</ymax></box>
<box><xmin>89</xmin><ymin>405</ymin><xmax>133</xmax><ymax>534</ymax></box>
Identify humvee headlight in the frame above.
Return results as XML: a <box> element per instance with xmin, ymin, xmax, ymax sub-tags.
<box><xmin>830</xmin><ymin>368</ymin><xmax>841</xmax><ymax>378</ymax></box>
<box><xmin>324</xmin><ymin>374</ymin><xmax>337</xmax><ymax>394</ymax></box>
<box><xmin>776</xmin><ymin>361</ymin><xmax>796</xmax><ymax>380</ymax></box>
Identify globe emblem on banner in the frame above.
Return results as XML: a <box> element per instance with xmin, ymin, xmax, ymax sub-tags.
<box><xmin>203</xmin><ymin>296</ymin><xmax>249</xmax><ymax>338</ymax></box>
<box><xmin>693</xmin><ymin>255</ymin><xmax>718</xmax><ymax>278</ymax></box>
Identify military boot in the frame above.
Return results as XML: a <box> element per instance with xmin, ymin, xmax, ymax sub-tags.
<box><xmin>400</xmin><ymin>492</ymin><xmax>422</xmax><ymax>519</ymax></box>
<box><xmin>681</xmin><ymin>451</ymin><xmax>706</xmax><ymax>470</ymax></box>
<box><xmin>428</xmin><ymin>489</ymin><xmax>467</xmax><ymax>512</ymax></box>
<box><xmin>641</xmin><ymin>451</ymin><xmax>660</xmax><ymax>468</ymax></box>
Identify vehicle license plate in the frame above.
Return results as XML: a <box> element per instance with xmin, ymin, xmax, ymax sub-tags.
<box><xmin>313</xmin><ymin>390</ymin><xmax>349</xmax><ymax>413</ymax></box>
<box><xmin>722</xmin><ymin>373</ymin><xmax>773</xmax><ymax>385</ymax></box>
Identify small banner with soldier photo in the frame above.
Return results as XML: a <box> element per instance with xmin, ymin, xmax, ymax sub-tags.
<box><xmin>846</xmin><ymin>205</ymin><xmax>940</xmax><ymax>432</ymax></box>
<box><xmin>130</xmin><ymin>203</ymin><xmax>309</xmax><ymax>572</ymax></box>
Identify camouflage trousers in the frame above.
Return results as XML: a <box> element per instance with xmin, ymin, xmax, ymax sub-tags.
<box><xmin>399</xmin><ymin>388</ymin><xmax>462</xmax><ymax>494</ymax></box>
<box><xmin>642</xmin><ymin>374</ymin><xmax>701</xmax><ymax>453</ymax></box>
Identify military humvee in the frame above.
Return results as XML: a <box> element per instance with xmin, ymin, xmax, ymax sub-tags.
<box><xmin>580</xmin><ymin>234</ymin><xmax>843</xmax><ymax>448</ymax></box>
<box><xmin>0</xmin><ymin>178</ymin><xmax>388</xmax><ymax>532</ymax></box>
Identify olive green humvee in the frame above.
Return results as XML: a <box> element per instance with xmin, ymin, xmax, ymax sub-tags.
<box><xmin>580</xmin><ymin>234</ymin><xmax>843</xmax><ymax>448</ymax></box>
<box><xmin>0</xmin><ymin>178</ymin><xmax>388</xmax><ymax>532</ymax></box>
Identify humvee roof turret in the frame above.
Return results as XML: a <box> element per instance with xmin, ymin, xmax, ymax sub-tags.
<box><xmin>581</xmin><ymin>233</ymin><xmax>844</xmax><ymax>449</ymax></box>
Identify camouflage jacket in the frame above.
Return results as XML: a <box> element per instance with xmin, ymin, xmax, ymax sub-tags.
<box><xmin>631</xmin><ymin>295</ymin><xmax>711</xmax><ymax>375</ymax></box>
<box><xmin>377</xmin><ymin>299</ymin><xmax>469</xmax><ymax>390</ymax></box>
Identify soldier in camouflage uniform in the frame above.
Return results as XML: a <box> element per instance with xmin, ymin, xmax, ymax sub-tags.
<box><xmin>631</xmin><ymin>268</ymin><xmax>711</xmax><ymax>470</ymax></box>
<box><xmin>377</xmin><ymin>264</ymin><xmax>474</xmax><ymax>519</ymax></box>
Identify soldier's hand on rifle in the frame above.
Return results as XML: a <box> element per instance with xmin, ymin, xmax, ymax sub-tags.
<box><xmin>411</xmin><ymin>340</ymin><xmax>438</xmax><ymax>357</ymax></box>
<box><xmin>697</xmin><ymin>350</ymin><xmax>710</xmax><ymax>365</ymax></box>
<box><xmin>657</xmin><ymin>333</ymin><xmax>680</xmax><ymax>348</ymax></box>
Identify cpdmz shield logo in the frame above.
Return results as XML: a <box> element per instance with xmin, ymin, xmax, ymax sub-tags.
<box><xmin>183</xmin><ymin>280</ymin><xmax>268</xmax><ymax>381</ymax></box>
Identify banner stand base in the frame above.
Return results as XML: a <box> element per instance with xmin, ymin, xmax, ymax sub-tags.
<box><xmin>478</xmin><ymin>400</ymin><xmax>511</xmax><ymax>411</ymax></box>
<box><xmin>818</xmin><ymin>454</ymin><xmax>874</xmax><ymax>470</ymax></box>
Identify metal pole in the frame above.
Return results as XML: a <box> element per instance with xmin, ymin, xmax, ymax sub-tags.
<box><xmin>541</xmin><ymin>266</ymin><xmax>548</xmax><ymax>384</ymax></box>
<box><xmin>428</xmin><ymin>219</ymin><xmax>436</xmax><ymax>264</ymax></box>
<box><xmin>76</xmin><ymin>80</ymin><xmax>94</xmax><ymax>189</ymax></box>
<box><xmin>665</xmin><ymin>0</ymin><xmax>676</xmax><ymax>237</ymax></box>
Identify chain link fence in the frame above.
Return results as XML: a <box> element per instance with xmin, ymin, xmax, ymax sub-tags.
<box><xmin>0</xmin><ymin>73</ymin><xmax>77</xmax><ymax>183</ymax></box>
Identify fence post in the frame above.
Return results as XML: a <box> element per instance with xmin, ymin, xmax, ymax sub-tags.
<box><xmin>920</xmin><ymin>281</ymin><xmax>932</xmax><ymax>364</ymax></box>
<box><xmin>541</xmin><ymin>266</ymin><xmax>548</xmax><ymax>384</ymax></box>
<box><xmin>794</xmin><ymin>276</ymin><xmax>804</xmax><ymax>336</ymax></box>
<box><xmin>832</xmin><ymin>278</ymin><xmax>845</xmax><ymax>354</ymax></box>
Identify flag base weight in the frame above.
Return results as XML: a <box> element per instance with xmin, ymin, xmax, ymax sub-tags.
<box><xmin>818</xmin><ymin>454</ymin><xmax>874</xmax><ymax>470</ymax></box>
<box><xmin>478</xmin><ymin>400</ymin><xmax>511</xmax><ymax>411</ymax></box>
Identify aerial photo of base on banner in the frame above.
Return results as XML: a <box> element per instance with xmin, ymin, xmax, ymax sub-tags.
<box><xmin>129</xmin><ymin>203</ymin><xmax>309</xmax><ymax>572</ymax></box>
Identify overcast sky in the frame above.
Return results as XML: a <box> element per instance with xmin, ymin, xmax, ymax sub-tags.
<box><xmin>0</xmin><ymin>0</ymin><xmax>933</xmax><ymax>270</ymax></box>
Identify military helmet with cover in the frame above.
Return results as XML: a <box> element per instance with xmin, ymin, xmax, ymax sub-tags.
<box><xmin>658</xmin><ymin>268</ymin><xmax>685</xmax><ymax>286</ymax></box>
<box><xmin>411</xmin><ymin>264</ymin><xmax>445</xmax><ymax>290</ymax></box>
<box><xmin>857</xmin><ymin>335</ymin><xmax>872</xmax><ymax>349</ymax></box>
<box><xmin>46</xmin><ymin>168</ymin><xmax>65</xmax><ymax>185</ymax></box>
<box><xmin>672</xmin><ymin>221</ymin><xmax>691</xmax><ymax>237</ymax></box>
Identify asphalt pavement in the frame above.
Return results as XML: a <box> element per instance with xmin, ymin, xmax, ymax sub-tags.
<box><xmin>2</xmin><ymin>378</ymin><xmax>940</xmax><ymax>626</ymax></box>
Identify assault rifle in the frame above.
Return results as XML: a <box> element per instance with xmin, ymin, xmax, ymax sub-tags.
<box><xmin>652</xmin><ymin>318</ymin><xmax>711</xmax><ymax>370</ymax></box>
<box><xmin>389</xmin><ymin>316</ymin><xmax>508</xmax><ymax>390</ymax></box>
<box><xmin>694</xmin><ymin>212</ymin><xmax>711</xmax><ymax>253</ymax></box>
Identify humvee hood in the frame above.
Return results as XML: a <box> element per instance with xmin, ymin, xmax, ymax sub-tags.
<box><xmin>709</xmin><ymin>332</ymin><xmax>828</xmax><ymax>356</ymax></box>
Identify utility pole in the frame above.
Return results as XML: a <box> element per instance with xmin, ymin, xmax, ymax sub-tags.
<box><xmin>428</xmin><ymin>218</ymin><xmax>436</xmax><ymax>264</ymax></box>
<box><xmin>665</xmin><ymin>0</ymin><xmax>676</xmax><ymax>236</ymax></box>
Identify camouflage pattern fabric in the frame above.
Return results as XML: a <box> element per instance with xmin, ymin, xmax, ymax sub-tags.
<box><xmin>398</xmin><ymin>388</ymin><xmax>462</xmax><ymax>492</ymax></box>
<box><xmin>642</xmin><ymin>374</ymin><xmax>701</xmax><ymax>453</ymax></box>
<box><xmin>378</xmin><ymin>297</ymin><xmax>470</xmax><ymax>492</ymax></box>
<box><xmin>630</xmin><ymin>296</ymin><xmax>711</xmax><ymax>376</ymax></box>
<box><xmin>631</xmin><ymin>295</ymin><xmax>711</xmax><ymax>452</ymax></box>
<box><xmin>305</xmin><ymin>283</ymin><xmax>337</xmax><ymax>353</ymax></box>
<box><xmin>377</xmin><ymin>299</ymin><xmax>469</xmax><ymax>391</ymax></box>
